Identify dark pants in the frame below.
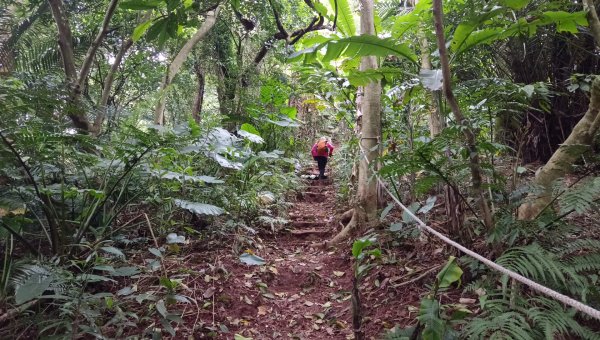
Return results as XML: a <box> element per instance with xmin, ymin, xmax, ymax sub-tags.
<box><xmin>314</xmin><ymin>156</ymin><xmax>328</xmax><ymax>179</ymax></box>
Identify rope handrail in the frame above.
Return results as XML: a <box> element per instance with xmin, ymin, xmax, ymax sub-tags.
<box><xmin>357</xmin><ymin>142</ymin><xmax>600</xmax><ymax>321</ymax></box>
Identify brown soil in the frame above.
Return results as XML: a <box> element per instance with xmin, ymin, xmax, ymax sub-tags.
<box><xmin>164</xmin><ymin>166</ymin><xmax>458</xmax><ymax>340</ymax></box>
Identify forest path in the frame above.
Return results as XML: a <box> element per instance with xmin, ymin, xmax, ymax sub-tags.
<box><xmin>191</xmin><ymin>165</ymin><xmax>357</xmax><ymax>339</ymax></box>
<box><xmin>241</xmin><ymin>166</ymin><xmax>355</xmax><ymax>338</ymax></box>
<box><xmin>186</xmin><ymin>164</ymin><xmax>435</xmax><ymax>339</ymax></box>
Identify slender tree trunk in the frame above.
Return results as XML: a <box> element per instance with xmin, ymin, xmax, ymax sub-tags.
<box><xmin>191</xmin><ymin>63</ymin><xmax>205</xmax><ymax>123</ymax></box>
<box><xmin>418</xmin><ymin>26</ymin><xmax>444</xmax><ymax>137</ymax></box>
<box><xmin>93</xmin><ymin>38</ymin><xmax>133</xmax><ymax>134</ymax></box>
<box><xmin>154</xmin><ymin>7</ymin><xmax>220</xmax><ymax>125</ymax></box>
<box><xmin>49</xmin><ymin>0</ymin><xmax>120</xmax><ymax>132</ymax></box>
<box><xmin>432</xmin><ymin>0</ymin><xmax>492</xmax><ymax>231</ymax></box>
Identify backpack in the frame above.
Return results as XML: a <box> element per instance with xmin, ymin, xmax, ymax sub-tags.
<box><xmin>317</xmin><ymin>140</ymin><xmax>328</xmax><ymax>153</ymax></box>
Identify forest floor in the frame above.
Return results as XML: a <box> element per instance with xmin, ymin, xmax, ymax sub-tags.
<box><xmin>172</xmin><ymin>165</ymin><xmax>460</xmax><ymax>339</ymax></box>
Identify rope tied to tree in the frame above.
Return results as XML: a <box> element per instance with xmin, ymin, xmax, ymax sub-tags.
<box><xmin>357</xmin><ymin>144</ymin><xmax>600</xmax><ymax>321</ymax></box>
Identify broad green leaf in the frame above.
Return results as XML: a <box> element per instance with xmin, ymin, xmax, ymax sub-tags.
<box><xmin>540</xmin><ymin>11</ymin><xmax>587</xmax><ymax>34</ymax></box>
<box><xmin>15</xmin><ymin>274</ymin><xmax>53</xmax><ymax>304</ymax></box>
<box><xmin>450</xmin><ymin>6</ymin><xmax>507</xmax><ymax>53</ymax></box>
<box><xmin>280</xmin><ymin>106</ymin><xmax>297</xmax><ymax>119</ymax></box>
<box><xmin>173</xmin><ymin>199</ymin><xmax>225</xmax><ymax>215</ymax></box>
<box><xmin>321</xmin><ymin>35</ymin><xmax>417</xmax><ymax>64</ymax></box>
<box><xmin>240</xmin><ymin>123</ymin><xmax>260</xmax><ymax>135</ymax></box>
<box><xmin>436</xmin><ymin>256</ymin><xmax>463</xmax><ymax>288</ymax></box>
<box><xmin>330</xmin><ymin>0</ymin><xmax>355</xmax><ymax>36</ymax></box>
<box><xmin>120</xmin><ymin>0</ymin><xmax>163</xmax><ymax>10</ymax></box>
<box><xmin>418</xmin><ymin>196</ymin><xmax>437</xmax><ymax>214</ymax></box>
<box><xmin>402</xmin><ymin>202</ymin><xmax>420</xmax><ymax>223</ymax></box>
<box><xmin>238</xmin><ymin>130</ymin><xmax>264</xmax><ymax>144</ymax></box>
<box><xmin>380</xmin><ymin>202</ymin><xmax>394</xmax><ymax>221</ymax></box>
<box><xmin>132</xmin><ymin>19</ymin><xmax>154</xmax><ymax>41</ymax></box>
<box><xmin>100</xmin><ymin>246</ymin><xmax>125</xmax><ymax>258</ymax></box>
<box><xmin>239</xmin><ymin>253</ymin><xmax>266</xmax><ymax>265</ymax></box>
<box><xmin>146</xmin><ymin>17</ymin><xmax>168</xmax><ymax>42</ymax></box>
<box><xmin>352</xmin><ymin>237</ymin><xmax>375</xmax><ymax>259</ymax></box>
<box><xmin>111</xmin><ymin>266</ymin><xmax>140</xmax><ymax>277</ymax></box>
<box><xmin>389</xmin><ymin>222</ymin><xmax>403</xmax><ymax>232</ymax></box>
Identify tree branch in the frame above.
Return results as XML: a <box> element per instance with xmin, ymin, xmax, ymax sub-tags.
<box><xmin>154</xmin><ymin>6</ymin><xmax>220</xmax><ymax>124</ymax></box>
<box><xmin>432</xmin><ymin>0</ymin><xmax>492</xmax><ymax>230</ymax></box>
<box><xmin>77</xmin><ymin>0</ymin><xmax>120</xmax><ymax>92</ymax></box>
<box><xmin>584</xmin><ymin>0</ymin><xmax>600</xmax><ymax>47</ymax></box>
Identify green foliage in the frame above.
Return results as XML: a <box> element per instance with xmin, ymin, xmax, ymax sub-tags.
<box><xmin>329</xmin><ymin>0</ymin><xmax>355</xmax><ymax>36</ymax></box>
<box><xmin>290</xmin><ymin>34</ymin><xmax>418</xmax><ymax>65</ymax></box>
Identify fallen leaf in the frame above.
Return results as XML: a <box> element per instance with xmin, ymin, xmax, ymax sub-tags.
<box><xmin>268</xmin><ymin>266</ymin><xmax>278</xmax><ymax>274</ymax></box>
<box><xmin>244</xmin><ymin>295</ymin><xmax>253</xmax><ymax>305</ymax></box>
<box><xmin>304</xmin><ymin>301</ymin><xmax>314</xmax><ymax>306</ymax></box>
<box><xmin>315</xmin><ymin>266</ymin><xmax>323</xmax><ymax>271</ymax></box>
<box><xmin>234</xmin><ymin>333</ymin><xmax>253</xmax><ymax>340</ymax></box>
<box><xmin>257</xmin><ymin>306</ymin><xmax>267</xmax><ymax>316</ymax></box>
<box><xmin>333</xmin><ymin>271</ymin><xmax>345</xmax><ymax>277</ymax></box>
<box><xmin>459</xmin><ymin>298</ymin><xmax>477</xmax><ymax>304</ymax></box>
<box><xmin>203</xmin><ymin>287</ymin><xmax>216</xmax><ymax>299</ymax></box>
<box><xmin>262</xmin><ymin>293</ymin><xmax>275</xmax><ymax>299</ymax></box>
<box><xmin>322</xmin><ymin>301</ymin><xmax>332</xmax><ymax>308</ymax></box>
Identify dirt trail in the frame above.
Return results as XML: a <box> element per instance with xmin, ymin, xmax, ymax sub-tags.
<box><xmin>182</xmin><ymin>165</ymin><xmax>356</xmax><ymax>339</ymax></box>
<box><xmin>184</xmin><ymin>165</ymin><xmax>440</xmax><ymax>339</ymax></box>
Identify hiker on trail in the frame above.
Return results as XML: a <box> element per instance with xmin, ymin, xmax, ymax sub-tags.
<box><xmin>311</xmin><ymin>137</ymin><xmax>334</xmax><ymax>179</ymax></box>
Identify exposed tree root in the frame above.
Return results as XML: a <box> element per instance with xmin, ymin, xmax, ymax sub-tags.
<box><xmin>340</xmin><ymin>208</ymin><xmax>354</xmax><ymax>225</ymax></box>
<box><xmin>327</xmin><ymin>207</ymin><xmax>366</xmax><ymax>246</ymax></box>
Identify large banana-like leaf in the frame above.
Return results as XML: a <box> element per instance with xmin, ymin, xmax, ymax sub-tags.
<box><xmin>322</xmin><ymin>35</ymin><xmax>417</xmax><ymax>63</ymax></box>
<box><xmin>290</xmin><ymin>34</ymin><xmax>417</xmax><ymax>65</ymax></box>
<box><xmin>329</xmin><ymin>0</ymin><xmax>355</xmax><ymax>36</ymax></box>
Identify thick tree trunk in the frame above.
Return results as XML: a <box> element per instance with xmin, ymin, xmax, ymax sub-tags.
<box><xmin>518</xmin><ymin>0</ymin><xmax>600</xmax><ymax>220</ymax></box>
<box><xmin>518</xmin><ymin>79</ymin><xmax>600</xmax><ymax>219</ymax></box>
<box><xmin>191</xmin><ymin>63</ymin><xmax>205</xmax><ymax>123</ymax></box>
<box><xmin>327</xmin><ymin>0</ymin><xmax>380</xmax><ymax>247</ymax></box>
<box><xmin>154</xmin><ymin>7</ymin><xmax>219</xmax><ymax>125</ymax></box>
<box><xmin>432</xmin><ymin>0</ymin><xmax>492</xmax><ymax>231</ymax></box>
<box><xmin>356</xmin><ymin>0</ymin><xmax>381</xmax><ymax>222</ymax></box>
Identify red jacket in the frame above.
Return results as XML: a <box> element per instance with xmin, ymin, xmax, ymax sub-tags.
<box><xmin>311</xmin><ymin>142</ymin><xmax>334</xmax><ymax>157</ymax></box>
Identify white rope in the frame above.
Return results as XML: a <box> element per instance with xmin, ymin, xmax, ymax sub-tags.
<box><xmin>357</xmin><ymin>143</ymin><xmax>600</xmax><ymax>321</ymax></box>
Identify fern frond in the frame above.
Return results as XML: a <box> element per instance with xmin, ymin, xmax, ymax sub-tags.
<box><xmin>496</xmin><ymin>243</ymin><xmax>584</xmax><ymax>288</ymax></box>
<box><xmin>462</xmin><ymin>311</ymin><xmax>535</xmax><ymax>340</ymax></box>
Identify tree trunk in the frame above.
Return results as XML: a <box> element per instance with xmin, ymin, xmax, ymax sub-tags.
<box><xmin>418</xmin><ymin>25</ymin><xmax>444</xmax><ymax>137</ymax></box>
<box><xmin>518</xmin><ymin>0</ymin><xmax>600</xmax><ymax>220</ymax></box>
<box><xmin>432</xmin><ymin>0</ymin><xmax>492</xmax><ymax>231</ymax></box>
<box><xmin>49</xmin><ymin>0</ymin><xmax>120</xmax><ymax>132</ymax></box>
<box><xmin>154</xmin><ymin>7</ymin><xmax>220</xmax><ymax>125</ymax></box>
<box><xmin>93</xmin><ymin>38</ymin><xmax>133</xmax><ymax>135</ymax></box>
<box><xmin>327</xmin><ymin>0</ymin><xmax>380</xmax><ymax>247</ymax></box>
<box><xmin>356</xmin><ymin>0</ymin><xmax>381</xmax><ymax>222</ymax></box>
<box><xmin>518</xmin><ymin>81</ymin><xmax>600</xmax><ymax>219</ymax></box>
<box><xmin>191</xmin><ymin>63</ymin><xmax>205</xmax><ymax>123</ymax></box>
